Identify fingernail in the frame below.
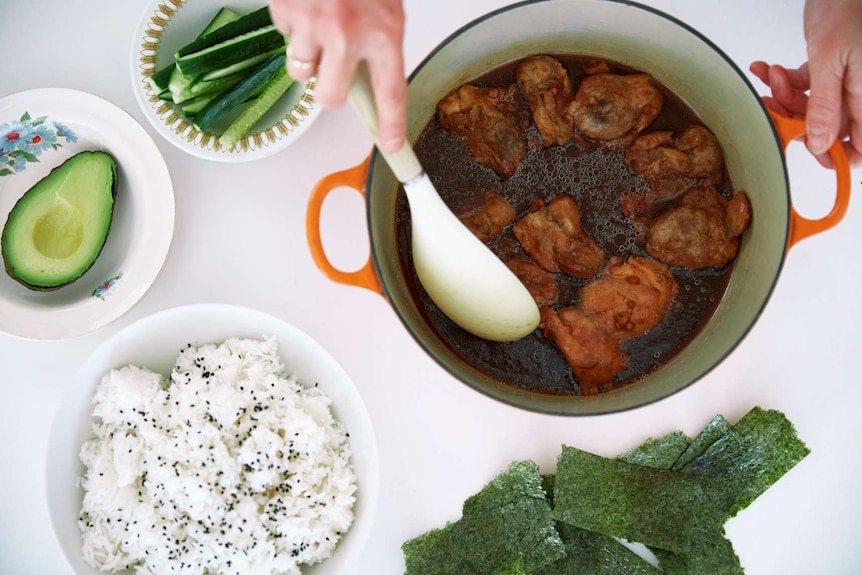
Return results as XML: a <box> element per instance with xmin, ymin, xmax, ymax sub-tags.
<box><xmin>381</xmin><ymin>137</ymin><xmax>403</xmax><ymax>153</ymax></box>
<box><xmin>807</xmin><ymin>124</ymin><xmax>831</xmax><ymax>155</ymax></box>
<box><xmin>768</xmin><ymin>66</ymin><xmax>781</xmax><ymax>87</ymax></box>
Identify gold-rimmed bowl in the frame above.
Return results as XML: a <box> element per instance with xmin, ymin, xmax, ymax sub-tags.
<box><xmin>130</xmin><ymin>0</ymin><xmax>321</xmax><ymax>162</ymax></box>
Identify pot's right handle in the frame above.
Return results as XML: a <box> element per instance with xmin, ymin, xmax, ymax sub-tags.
<box><xmin>306</xmin><ymin>153</ymin><xmax>383</xmax><ymax>296</ymax></box>
<box><xmin>768</xmin><ymin>108</ymin><xmax>851</xmax><ymax>251</ymax></box>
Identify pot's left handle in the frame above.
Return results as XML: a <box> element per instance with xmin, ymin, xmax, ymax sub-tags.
<box><xmin>306</xmin><ymin>154</ymin><xmax>383</xmax><ymax>296</ymax></box>
<box><xmin>768</xmin><ymin>108</ymin><xmax>852</xmax><ymax>250</ymax></box>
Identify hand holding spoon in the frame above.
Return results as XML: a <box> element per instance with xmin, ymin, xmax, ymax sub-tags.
<box><xmin>347</xmin><ymin>64</ymin><xmax>540</xmax><ymax>342</ymax></box>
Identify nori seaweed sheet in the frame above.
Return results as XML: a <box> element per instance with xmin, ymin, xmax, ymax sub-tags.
<box><xmin>618</xmin><ymin>431</ymin><xmax>692</xmax><ymax>470</ymax></box>
<box><xmin>553</xmin><ymin>445</ymin><xmax>704</xmax><ymax>553</ymax></box>
<box><xmin>672</xmin><ymin>414</ymin><xmax>733</xmax><ymax>471</ymax></box>
<box><xmin>534</xmin><ymin>521</ymin><xmax>662</xmax><ymax>575</ymax></box>
<box><xmin>653</xmin><ymin>529</ymin><xmax>743</xmax><ymax>575</ymax></box>
<box><xmin>402</xmin><ymin>407</ymin><xmax>808</xmax><ymax>575</ymax></box>
<box><xmin>619</xmin><ymin>408</ymin><xmax>808</xmax><ymax>575</ymax></box>
<box><xmin>402</xmin><ymin>460</ymin><xmax>566</xmax><ymax>575</ymax></box>
<box><xmin>615</xmin><ymin>422</ymin><xmax>744</xmax><ymax>574</ymax></box>
<box><xmin>679</xmin><ymin>407</ymin><xmax>811</xmax><ymax>520</ymax></box>
<box><xmin>541</xmin><ymin>474</ymin><xmax>556</xmax><ymax>505</ymax></box>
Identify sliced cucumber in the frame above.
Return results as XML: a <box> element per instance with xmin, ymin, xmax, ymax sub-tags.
<box><xmin>181</xmin><ymin>95</ymin><xmax>215</xmax><ymax>117</ymax></box>
<box><xmin>176</xmin><ymin>26</ymin><xmax>285</xmax><ymax>77</ymax></box>
<box><xmin>198</xmin><ymin>7</ymin><xmax>241</xmax><ymax>34</ymax></box>
<box><xmin>173</xmin><ymin>72</ymin><xmax>245</xmax><ymax>104</ymax></box>
<box><xmin>176</xmin><ymin>7</ymin><xmax>273</xmax><ymax>59</ymax></box>
<box><xmin>219</xmin><ymin>68</ymin><xmax>296</xmax><ymax>150</ymax></box>
<box><xmin>193</xmin><ymin>54</ymin><xmax>286</xmax><ymax>132</ymax></box>
<box><xmin>148</xmin><ymin>65</ymin><xmax>176</xmax><ymax>95</ymax></box>
<box><xmin>198</xmin><ymin>47</ymin><xmax>285</xmax><ymax>81</ymax></box>
<box><xmin>147</xmin><ymin>7</ymin><xmax>240</xmax><ymax>95</ymax></box>
<box><xmin>245</xmin><ymin>74</ymin><xmax>275</xmax><ymax>101</ymax></box>
<box><xmin>181</xmin><ymin>78</ymin><xmax>272</xmax><ymax>118</ymax></box>
<box><xmin>182</xmin><ymin>75</ymin><xmax>276</xmax><ymax>118</ymax></box>
<box><xmin>168</xmin><ymin>66</ymin><xmax>196</xmax><ymax>104</ymax></box>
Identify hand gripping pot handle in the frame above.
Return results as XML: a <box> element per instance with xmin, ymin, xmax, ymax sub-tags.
<box><xmin>768</xmin><ymin>108</ymin><xmax>851</xmax><ymax>250</ymax></box>
<box><xmin>306</xmin><ymin>154</ymin><xmax>383</xmax><ymax>295</ymax></box>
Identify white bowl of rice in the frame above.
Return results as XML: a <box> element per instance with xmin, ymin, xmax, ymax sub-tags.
<box><xmin>45</xmin><ymin>303</ymin><xmax>378</xmax><ymax>575</ymax></box>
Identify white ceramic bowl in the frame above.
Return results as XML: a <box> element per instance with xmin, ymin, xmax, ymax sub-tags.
<box><xmin>130</xmin><ymin>0</ymin><xmax>322</xmax><ymax>162</ymax></box>
<box><xmin>45</xmin><ymin>303</ymin><xmax>379</xmax><ymax>575</ymax></box>
<box><xmin>0</xmin><ymin>88</ymin><xmax>174</xmax><ymax>340</ymax></box>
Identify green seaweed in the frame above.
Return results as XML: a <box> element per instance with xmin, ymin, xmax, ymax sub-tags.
<box><xmin>402</xmin><ymin>460</ymin><xmax>566</xmax><ymax>575</ymax></box>
<box><xmin>535</xmin><ymin>521</ymin><xmax>661</xmax><ymax>575</ymax></box>
<box><xmin>623</xmin><ymin>408</ymin><xmax>807</xmax><ymax>574</ymax></box>
<box><xmin>541</xmin><ymin>473</ymin><xmax>556</xmax><ymax>505</ymax></box>
<box><xmin>402</xmin><ymin>407</ymin><xmax>808</xmax><ymax>575</ymax></box>
<box><xmin>553</xmin><ymin>445</ymin><xmax>704</xmax><ymax>553</ymax></box>
<box><xmin>652</xmin><ymin>522</ymin><xmax>743</xmax><ymax>575</ymax></box>
<box><xmin>402</xmin><ymin>529</ymin><xmax>453</xmax><ymax>572</ymax></box>
<box><xmin>680</xmin><ymin>407</ymin><xmax>811</xmax><ymax>520</ymax></box>
<box><xmin>672</xmin><ymin>414</ymin><xmax>733</xmax><ymax>471</ymax></box>
<box><xmin>614</xmin><ymin>426</ymin><xmax>744</xmax><ymax>574</ymax></box>
<box><xmin>610</xmin><ymin>416</ymin><xmax>746</xmax><ymax>575</ymax></box>
<box><xmin>618</xmin><ymin>430</ymin><xmax>691</xmax><ymax>470</ymax></box>
<box><xmin>497</xmin><ymin>556</ymin><xmax>528</xmax><ymax>575</ymax></box>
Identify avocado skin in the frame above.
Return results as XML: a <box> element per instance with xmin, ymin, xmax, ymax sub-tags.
<box><xmin>2</xmin><ymin>151</ymin><xmax>118</xmax><ymax>291</ymax></box>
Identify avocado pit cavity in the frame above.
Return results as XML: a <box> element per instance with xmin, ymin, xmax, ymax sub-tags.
<box><xmin>32</xmin><ymin>198</ymin><xmax>85</xmax><ymax>259</ymax></box>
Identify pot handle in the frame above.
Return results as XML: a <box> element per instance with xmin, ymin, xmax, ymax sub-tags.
<box><xmin>767</xmin><ymin>108</ymin><xmax>851</xmax><ymax>251</ymax></box>
<box><xmin>306</xmin><ymin>154</ymin><xmax>383</xmax><ymax>296</ymax></box>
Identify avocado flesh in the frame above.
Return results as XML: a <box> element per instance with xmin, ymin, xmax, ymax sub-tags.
<box><xmin>2</xmin><ymin>151</ymin><xmax>118</xmax><ymax>290</ymax></box>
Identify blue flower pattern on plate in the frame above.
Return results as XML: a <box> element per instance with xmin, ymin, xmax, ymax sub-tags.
<box><xmin>0</xmin><ymin>112</ymin><xmax>77</xmax><ymax>177</ymax></box>
<box><xmin>27</xmin><ymin>124</ymin><xmax>58</xmax><ymax>154</ymax></box>
<box><xmin>0</xmin><ymin>123</ymin><xmax>33</xmax><ymax>154</ymax></box>
<box><xmin>52</xmin><ymin>121</ymin><xmax>77</xmax><ymax>143</ymax></box>
<box><xmin>91</xmin><ymin>272</ymin><xmax>123</xmax><ymax>301</ymax></box>
<box><xmin>9</xmin><ymin>153</ymin><xmax>28</xmax><ymax>173</ymax></box>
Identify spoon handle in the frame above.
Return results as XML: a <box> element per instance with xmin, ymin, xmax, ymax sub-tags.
<box><xmin>348</xmin><ymin>62</ymin><xmax>423</xmax><ymax>183</ymax></box>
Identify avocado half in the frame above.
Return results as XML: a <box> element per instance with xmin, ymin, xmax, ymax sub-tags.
<box><xmin>1</xmin><ymin>151</ymin><xmax>118</xmax><ymax>291</ymax></box>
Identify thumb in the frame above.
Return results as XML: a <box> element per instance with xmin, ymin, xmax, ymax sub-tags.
<box><xmin>805</xmin><ymin>51</ymin><xmax>846</xmax><ymax>155</ymax></box>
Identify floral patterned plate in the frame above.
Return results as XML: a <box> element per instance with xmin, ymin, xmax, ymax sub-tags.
<box><xmin>0</xmin><ymin>88</ymin><xmax>174</xmax><ymax>340</ymax></box>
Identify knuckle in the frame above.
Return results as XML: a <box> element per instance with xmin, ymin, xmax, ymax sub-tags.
<box><xmin>369</xmin><ymin>10</ymin><xmax>405</xmax><ymax>44</ymax></box>
<box><xmin>314</xmin><ymin>84</ymin><xmax>346</xmax><ymax>109</ymax></box>
<box><xmin>808</xmin><ymin>93</ymin><xmax>843</xmax><ymax>118</ymax></box>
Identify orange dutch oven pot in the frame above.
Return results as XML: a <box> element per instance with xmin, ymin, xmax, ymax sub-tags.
<box><xmin>306</xmin><ymin>0</ymin><xmax>851</xmax><ymax>415</ymax></box>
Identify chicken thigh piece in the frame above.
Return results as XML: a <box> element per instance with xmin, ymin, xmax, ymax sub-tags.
<box><xmin>621</xmin><ymin>126</ymin><xmax>725</xmax><ymax>222</ymax></box>
<box><xmin>516</xmin><ymin>55</ymin><xmax>575</xmax><ymax>147</ymax></box>
<box><xmin>540</xmin><ymin>306</ymin><xmax>628</xmax><ymax>393</ymax></box>
<box><xmin>512</xmin><ymin>196</ymin><xmax>605</xmax><ymax>278</ymax></box>
<box><xmin>437</xmin><ymin>84</ymin><xmax>526</xmax><ymax>178</ymax></box>
<box><xmin>504</xmin><ymin>258</ymin><xmax>559</xmax><ymax>307</ymax></box>
<box><xmin>620</xmin><ymin>179</ymin><xmax>693</xmax><ymax>223</ymax></box>
<box><xmin>725</xmin><ymin>190</ymin><xmax>752</xmax><ymax>237</ymax></box>
<box><xmin>567</xmin><ymin>73</ymin><xmax>662</xmax><ymax>146</ymax></box>
<box><xmin>579</xmin><ymin>256</ymin><xmax>678</xmax><ymax>340</ymax></box>
<box><xmin>539</xmin><ymin>256</ymin><xmax>676</xmax><ymax>392</ymax></box>
<box><xmin>459</xmin><ymin>193</ymin><xmax>516</xmax><ymax>243</ymax></box>
<box><xmin>625</xmin><ymin>125</ymin><xmax>724</xmax><ymax>180</ymax></box>
<box><xmin>645</xmin><ymin>187</ymin><xmax>752</xmax><ymax>269</ymax></box>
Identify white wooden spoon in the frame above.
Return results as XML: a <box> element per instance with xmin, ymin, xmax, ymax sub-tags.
<box><xmin>347</xmin><ymin>64</ymin><xmax>540</xmax><ymax>342</ymax></box>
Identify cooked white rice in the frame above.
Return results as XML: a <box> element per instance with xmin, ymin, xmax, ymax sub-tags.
<box><xmin>78</xmin><ymin>337</ymin><xmax>357</xmax><ymax>575</ymax></box>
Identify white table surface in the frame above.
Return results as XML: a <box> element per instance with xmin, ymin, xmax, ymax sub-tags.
<box><xmin>2</xmin><ymin>0</ymin><xmax>861</xmax><ymax>574</ymax></box>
